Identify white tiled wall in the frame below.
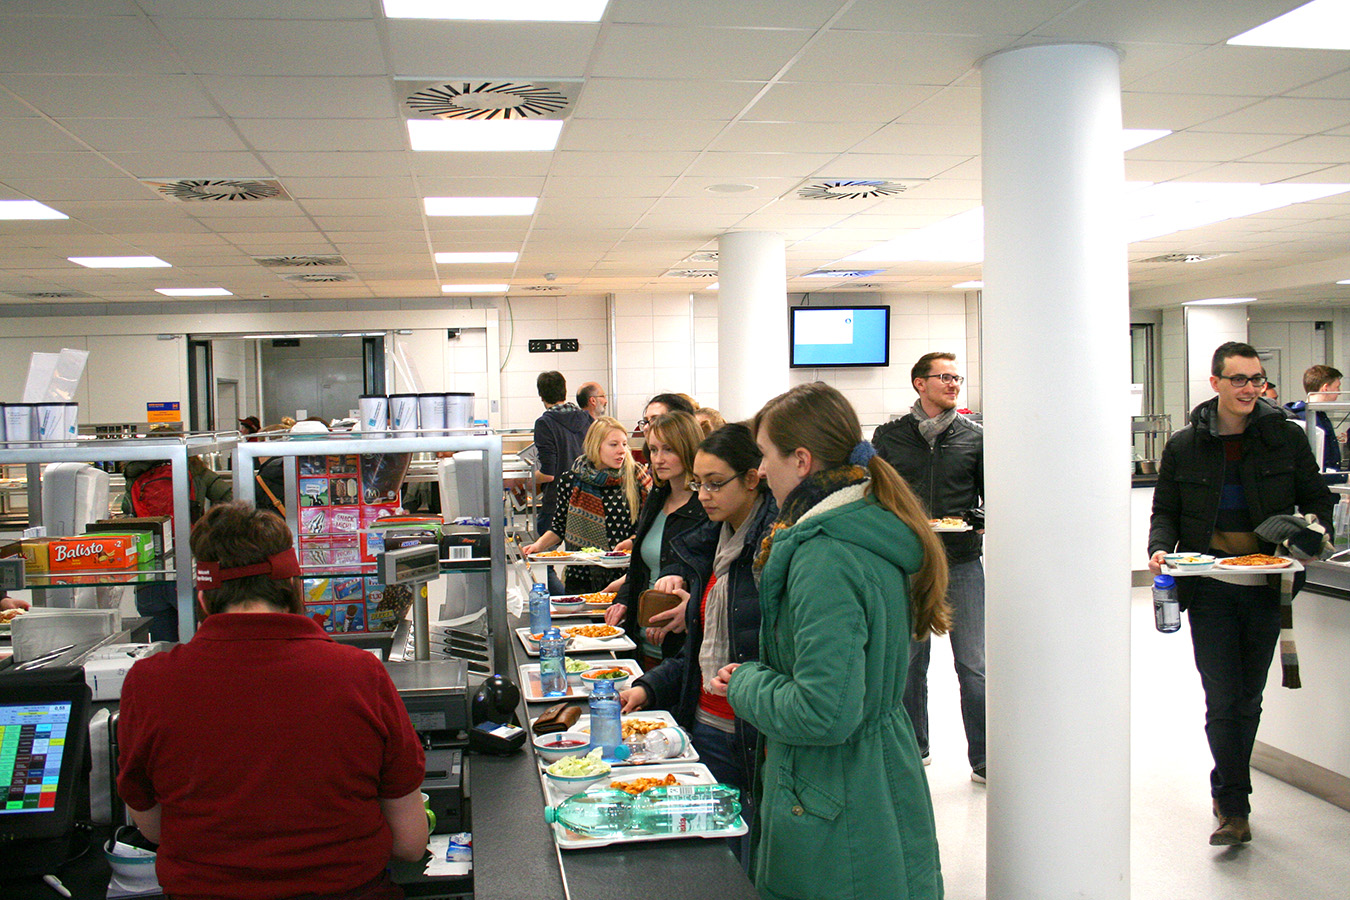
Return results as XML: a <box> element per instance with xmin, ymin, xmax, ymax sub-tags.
<box><xmin>1184</xmin><ymin>305</ymin><xmax>1249</xmax><ymax>415</ymax></box>
<box><xmin>497</xmin><ymin>294</ymin><xmax>610</xmax><ymax>428</ymax></box>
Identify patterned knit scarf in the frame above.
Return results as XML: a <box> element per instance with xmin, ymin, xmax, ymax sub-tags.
<box><xmin>564</xmin><ymin>457</ymin><xmax>624</xmax><ymax>550</ymax></box>
<box><xmin>754</xmin><ymin>464</ymin><xmax>870</xmax><ymax>575</ymax></box>
<box><xmin>912</xmin><ymin>398</ymin><xmax>958</xmax><ymax>447</ymax></box>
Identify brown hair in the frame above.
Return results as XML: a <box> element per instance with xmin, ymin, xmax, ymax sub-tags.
<box><xmin>911</xmin><ymin>351</ymin><xmax>957</xmax><ymax>384</ymax></box>
<box><xmin>583</xmin><ymin>416</ymin><xmax>642</xmax><ymax>523</ymax></box>
<box><xmin>753</xmin><ymin>382</ymin><xmax>951</xmax><ymax>640</ymax></box>
<box><xmin>646</xmin><ymin>410</ymin><xmax>704</xmax><ymax>487</ymax></box>
<box><xmin>1303</xmin><ymin>364</ymin><xmax>1343</xmax><ymax>394</ymax></box>
<box><xmin>693</xmin><ymin>407</ymin><xmax>726</xmax><ymax>435</ymax></box>
<box><xmin>190</xmin><ymin>501</ymin><xmax>303</xmax><ymax>615</ymax></box>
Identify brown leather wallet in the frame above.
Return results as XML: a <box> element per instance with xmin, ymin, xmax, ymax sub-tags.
<box><xmin>532</xmin><ymin>702</ymin><xmax>582</xmax><ymax>734</ymax></box>
<box><xmin>638</xmin><ymin>590</ymin><xmax>683</xmax><ymax>627</ymax></box>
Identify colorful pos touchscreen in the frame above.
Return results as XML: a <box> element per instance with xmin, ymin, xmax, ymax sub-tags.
<box><xmin>0</xmin><ymin>679</ymin><xmax>90</xmax><ymax>843</ymax></box>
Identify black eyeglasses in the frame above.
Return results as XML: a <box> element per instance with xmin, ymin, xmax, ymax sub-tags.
<box><xmin>1217</xmin><ymin>374</ymin><xmax>1268</xmax><ymax>388</ymax></box>
<box><xmin>920</xmin><ymin>373</ymin><xmax>965</xmax><ymax>385</ymax></box>
<box><xmin>636</xmin><ymin>418</ymin><xmax>651</xmax><ymax>430</ymax></box>
<box><xmin>687</xmin><ymin>472</ymin><xmax>747</xmax><ymax>494</ymax></box>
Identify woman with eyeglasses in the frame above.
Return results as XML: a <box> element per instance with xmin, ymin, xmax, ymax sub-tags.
<box><xmin>620</xmin><ymin>422</ymin><xmax>777</xmax><ymax>862</ymax></box>
<box><xmin>632</xmin><ymin>392</ymin><xmax>696</xmax><ymax>466</ymax></box>
<box><xmin>523</xmin><ymin>416</ymin><xmax>646</xmax><ymax>594</ymax></box>
<box><xmin>710</xmin><ymin>383</ymin><xmax>949</xmax><ymax>900</ymax></box>
<box><xmin>605</xmin><ymin>410</ymin><xmax>708</xmax><ymax>663</ymax></box>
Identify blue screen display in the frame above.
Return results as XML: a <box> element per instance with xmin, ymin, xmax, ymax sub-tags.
<box><xmin>790</xmin><ymin>307</ymin><xmax>889</xmax><ymax>367</ymax></box>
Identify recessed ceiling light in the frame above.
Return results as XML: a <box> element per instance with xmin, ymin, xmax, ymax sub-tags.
<box><xmin>1337</xmin><ymin>279</ymin><xmax>1350</xmax><ymax>285</ymax></box>
<box><xmin>1183</xmin><ymin>297</ymin><xmax>1256</xmax><ymax>306</ymax></box>
<box><xmin>1122</xmin><ymin>129</ymin><xmax>1171</xmax><ymax>151</ymax></box>
<box><xmin>1229</xmin><ymin>0</ymin><xmax>1350</xmax><ymax>50</ymax></box>
<box><xmin>953</xmin><ymin>280</ymin><xmax>984</xmax><ymax>289</ymax></box>
<box><xmin>441</xmin><ymin>284</ymin><xmax>508</xmax><ymax>294</ymax></box>
<box><xmin>383</xmin><ymin>0</ymin><xmax>609</xmax><ymax>22</ymax></box>
<box><xmin>155</xmin><ymin>287</ymin><xmax>232</xmax><ymax>297</ymax></box>
<box><xmin>68</xmin><ymin>256</ymin><xmax>171</xmax><ymax>268</ymax></box>
<box><xmin>706</xmin><ymin>183</ymin><xmax>757</xmax><ymax>193</ymax></box>
<box><xmin>0</xmin><ymin>200</ymin><xmax>67</xmax><ymax>220</ymax></box>
<box><xmin>408</xmin><ymin>119</ymin><xmax>563</xmax><ymax>152</ymax></box>
<box><xmin>434</xmin><ymin>251</ymin><xmax>520</xmax><ymax>264</ymax></box>
<box><xmin>706</xmin><ymin>282</ymin><xmax>719</xmax><ymax>291</ymax></box>
<box><xmin>424</xmin><ymin>197</ymin><xmax>537</xmax><ymax>216</ymax></box>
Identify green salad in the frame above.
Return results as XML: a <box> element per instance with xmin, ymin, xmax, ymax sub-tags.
<box><xmin>546</xmin><ymin>748</ymin><xmax>609</xmax><ymax>777</ymax></box>
<box><xmin>565</xmin><ymin>658</ymin><xmax>593</xmax><ymax>674</ymax></box>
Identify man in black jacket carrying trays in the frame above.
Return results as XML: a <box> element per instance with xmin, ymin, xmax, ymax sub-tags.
<box><xmin>1149</xmin><ymin>341</ymin><xmax>1333</xmax><ymax>847</ymax></box>
<box><xmin>874</xmin><ymin>350</ymin><xmax>986</xmax><ymax>784</ymax></box>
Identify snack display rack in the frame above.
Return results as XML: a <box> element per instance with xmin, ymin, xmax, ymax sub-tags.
<box><xmin>233</xmin><ymin>432</ymin><xmax>509</xmax><ymax>666</ymax></box>
<box><xmin>0</xmin><ymin>431</ymin><xmax>238</xmax><ymax>639</ymax></box>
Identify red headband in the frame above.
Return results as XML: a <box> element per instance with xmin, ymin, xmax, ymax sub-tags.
<box><xmin>195</xmin><ymin>547</ymin><xmax>302</xmax><ymax>590</ymax></box>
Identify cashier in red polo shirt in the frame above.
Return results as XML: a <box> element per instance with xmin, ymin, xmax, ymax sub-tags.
<box><xmin>117</xmin><ymin>501</ymin><xmax>427</xmax><ymax>900</ymax></box>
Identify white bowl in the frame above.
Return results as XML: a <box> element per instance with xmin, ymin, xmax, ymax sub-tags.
<box><xmin>552</xmin><ymin>598</ymin><xmax>586</xmax><ymax>613</ymax></box>
<box><xmin>532</xmin><ymin>730</ymin><xmax>593</xmax><ymax>764</ymax></box>
<box><xmin>544</xmin><ymin>764</ymin><xmax>611</xmax><ymax>796</ymax></box>
<box><xmin>580</xmin><ymin>667</ymin><xmax>632</xmax><ymax>692</ymax></box>
<box><xmin>1174</xmin><ymin>554</ymin><xmax>1215</xmax><ymax>569</ymax></box>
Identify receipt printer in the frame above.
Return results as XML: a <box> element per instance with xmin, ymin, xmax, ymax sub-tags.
<box><xmin>83</xmin><ymin>642</ymin><xmax>171</xmax><ymax>701</ymax></box>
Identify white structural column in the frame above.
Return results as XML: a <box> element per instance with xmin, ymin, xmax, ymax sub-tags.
<box><xmin>717</xmin><ymin>231</ymin><xmax>788</xmax><ymax>419</ymax></box>
<box><xmin>981</xmin><ymin>44</ymin><xmax>1132</xmax><ymax>900</ymax></box>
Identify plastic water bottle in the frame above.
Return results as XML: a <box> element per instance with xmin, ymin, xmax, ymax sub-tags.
<box><xmin>631</xmin><ymin>783</ymin><xmax>743</xmax><ymax>835</ymax></box>
<box><xmin>1153</xmin><ymin>573</ymin><xmax>1180</xmax><ymax>633</ymax></box>
<box><xmin>543</xmin><ymin>784</ymin><xmax>742</xmax><ymax>837</ymax></box>
<box><xmin>539</xmin><ymin>626</ymin><xmax>568</xmax><ymax>698</ymax></box>
<box><xmin>624</xmin><ymin>726</ymin><xmax>689</xmax><ymax>761</ymax></box>
<box><xmin>544</xmin><ymin>788</ymin><xmax>633</xmax><ymax>836</ymax></box>
<box><xmin>529</xmin><ymin>581</ymin><xmax>551</xmax><ymax>636</ymax></box>
<box><xmin>588</xmin><ymin>678</ymin><xmax>623</xmax><ymax>762</ymax></box>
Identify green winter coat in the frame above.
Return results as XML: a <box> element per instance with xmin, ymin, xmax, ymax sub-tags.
<box><xmin>727</xmin><ymin>484</ymin><xmax>942</xmax><ymax>900</ymax></box>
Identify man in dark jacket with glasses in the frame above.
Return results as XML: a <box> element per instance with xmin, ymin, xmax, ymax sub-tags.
<box><xmin>1149</xmin><ymin>341</ymin><xmax>1333</xmax><ymax>847</ymax></box>
<box><xmin>873</xmin><ymin>350</ymin><xmax>986</xmax><ymax>784</ymax></box>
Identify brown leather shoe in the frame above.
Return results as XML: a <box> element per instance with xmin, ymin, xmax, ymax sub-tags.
<box><xmin>1210</xmin><ymin>815</ymin><xmax>1252</xmax><ymax>845</ymax></box>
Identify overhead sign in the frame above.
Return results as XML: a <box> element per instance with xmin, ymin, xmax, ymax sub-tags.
<box><xmin>146</xmin><ymin>401</ymin><xmax>181</xmax><ymax>423</ymax></box>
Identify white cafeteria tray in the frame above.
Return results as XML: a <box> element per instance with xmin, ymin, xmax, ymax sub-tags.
<box><xmin>1163</xmin><ymin>556</ymin><xmax>1303</xmax><ymax>576</ymax></box>
<box><xmin>540</xmin><ymin>761</ymin><xmax>746</xmax><ymax>850</ymax></box>
<box><xmin>930</xmin><ymin>522</ymin><xmax>972</xmax><ymax>532</ymax></box>
<box><xmin>550</xmin><ymin>595</ymin><xmax>611</xmax><ymax>618</ymax></box>
<box><xmin>528</xmin><ymin>552</ymin><xmax>632</xmax><ymax>569</ymax></box>
<box><xmin>516</xmin><ymin>625</ymin><xmax>635</xmax><ymax>657</ymax></box>
<box><xmin>527</xmin><ymin>710</ymin><xmax>700</xmax><ymax>767</ymax></box>
<box><xmin>518</xmin><ymin>659</ymin><xmax>643</xmax><ymax>703</ymax></box>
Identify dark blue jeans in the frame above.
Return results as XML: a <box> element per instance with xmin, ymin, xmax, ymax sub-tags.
<box><xmin>1186</xmin><ymin>577</ymin><xmax>1281</xmax><ymax>818</ymax></box>
<box><xmin>134</xmin><ymin>582</ymin><xmax>179</xmax><ymax>643</ymax></box>
<box><xmin>903</xmin><ymin>557</ymin><xmax>986</xmax><ymax>769</ymax></box>
<box><xmin>691</xmin><ymin>719</ymin><xmax>753</xmax><ymax>867</ymax></box>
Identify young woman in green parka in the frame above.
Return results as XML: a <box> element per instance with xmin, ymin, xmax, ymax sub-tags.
<box><xmin>711</xmin><ymin>382</ymin><xmax>951</xmax><ymax>900</ymax></box>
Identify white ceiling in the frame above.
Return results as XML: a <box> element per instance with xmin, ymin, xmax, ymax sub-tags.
<box><xmin>0</xmin><ymin>0</ymin><xmax>1348</xmax><ymax>311</ymax></box>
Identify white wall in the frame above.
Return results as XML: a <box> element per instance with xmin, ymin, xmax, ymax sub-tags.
<box><xmin>1250</xmin><ymin>306</ymin><xmax>1347</xmax><ymax>403</ymax></box>
<box><xmin>496</xmin><ymin>294</ymin><xmax>610</xmax><ymax>428</ymax></box>
<box><xmin>1184</xmin><ymin>305</ymin><xmax>1249</xmax><ymax>415</ymax></box>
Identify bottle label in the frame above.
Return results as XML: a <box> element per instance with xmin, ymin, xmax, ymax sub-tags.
<box><xmin>665</xmin><ymin>785</ymin><xmax>698</xmax><ymax>798</ymax></box>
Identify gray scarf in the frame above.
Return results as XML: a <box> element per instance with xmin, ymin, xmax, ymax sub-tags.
<box><xmin>698</xmin><ymin>496</ymin><xmax>762</xmax><ymax>720</ymax></box>
<box><xmin>912</xmin><ymin>398</ymin><xmax>958</xmax><ymax>447</ymax></box>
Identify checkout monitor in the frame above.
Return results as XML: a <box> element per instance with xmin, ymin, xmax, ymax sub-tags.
<box><xmin>0</xmin><ymin>678</ymin><xmax>91</xmax><ymax>844</ymax></box>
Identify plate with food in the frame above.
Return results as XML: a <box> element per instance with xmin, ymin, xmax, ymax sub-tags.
<box><xmin>519</xmin><ymin>659</ymin><xmax>644</xmax><ymax>702</ymax></box>
<box><xmin>564</xmin><ymin>623</ymin><xmax>624</xmax><ymax>641</ymax></box>
<box><xmin>530</xmin><ymin>549</ymin><xmax>579</xmax><ymax>562</ymax></box>
<box><xmin>1162</xmin><ymin>553</ymin><xmax>1216</xmax><ymax>573</ymax></box>
<box><xmin>515</xmin><ymin>625</ymin><xmax>636</xmax><ymax>657</ymax></box>
<box><xmin>581</xmin><ymin>592</ymin><xmax>616</xmax><ymax>606</ymax></box>
<box><xmin>1213</xmin><ymin>554</ymin><xmax>1301</xmax><ymax>572</ymax></box>
<box><xmin>536</xmin><ymin>711</ymin><xmax>700</xmax><ymax>767</ymax></box>
<box><xmin>542</xmin><ymin>761</ymin><xmax>743</xmax><ymax>849</ymax></box>
<box><xmin>551</xmin><ymin>595</ymin><xmax>609</xmax><ymax>618</ymax></box>
<box><xmin>928</xmin><ymin>517</ymin><xmax>972</xmax><ymax>532</ymax></box>
<box><xmin>0</xmin><ymin>607</ymin><xmax>26</xmax><ymax>634</ymax></box>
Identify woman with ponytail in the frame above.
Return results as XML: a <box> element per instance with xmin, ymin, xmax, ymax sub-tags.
<box><xmin>711</xmin><ymin>382</ymin><xmax>949</xmax><ymax>900</ymax></box>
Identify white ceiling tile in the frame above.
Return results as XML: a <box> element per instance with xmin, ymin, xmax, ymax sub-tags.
<box><xmin>0</xmin><ymin>118</ymin><xmax>89</xmax><ymax>152</ymax></box>
<box><xmin>300</xmin><ymin>198</ymin><xmax>422</xmax><ymax>218</ymax></box>
<box><xmin>1032</xmin><ymin>0</ymin><xmax>1296</xmax><ymax>43</ymax></box>
<box><xmin>784</xmin><ymin>32</ymin><xmax>1001</xmax><ymax>86</ymax></box>
<box><xmin>0</xmin><ymin>74</ymin><xmax>218</xmax><ymax>118</ymax></box>
<box><xmin>823</xmin><ymin>153</ymin><xmax>975</xmax><ymax>180</ymax></box>
<box><xmin>106</xmin><ymin>151</ymin><xmax>273</xmax><ymax>179</ymax></box>
<box><xmin>560</xmin><ymin>118</ymin><xmax>728</xmax><ymax>152</ymax></box>
<box><xmin>58</xmin><ymin>117</ymin><xmax>248</xmax><ymax>153</ymax></box>
<box><xmin>712</xmin><ymin>121</ymin><xmax>884</xmax><ymax>154</ymax></box>
<box><xmin>281</xmin><ymin>177</ymin><xmax>417</xmax><ymax>200</ymax></box>
<box><xmin>549</xmin><ymin>150</ymin><xmax>699</xmax><ymax>176</ymax></box>
<box><xmin>136</xmin><ymin>0</ymin><xmax>371</xmax><ymax>17</ymax></box>
<box><xmin>747</xmin><ymin>82</ymin><xmax>940</xmax><ymax>124</ymax></box>
<box><xmin>684</xmin><ymin>151</ymin><xmax>838</xmax><ymax>178</ymax></box>
<box><xmin>1121</xmin><ymin>91</ymin><xmax>1264</xmax><ymax>131</ymax></box>
<box><xmin>573</xmin><ymin>78</ymin><xmax>766</xmax><ymax>121</ymax></box>
<box><xmin>386</xmin><ymin>22</ymin><xmax>601</xmax><ymax>80</ymax></box>
<box><xmin>663</xmin><ymin>175</ymin><xmax>798</xmax><ymax>198</ymax></box>
<box><xmin>233</xmin><ymin>118</ymin><xmax>406</xmax><ymax>153</ymax></box>
<box><xmin>258</xmin><ymin>152</ymin><xmax>413</xmax><ymax>178</ymax></box>
<box><xmin>1128</xmin><ymin>45</ymin><xmax>1350</xmax><ymax>96</ymax></box>
<box><xmin>411</xmin><ymin>153</ymin><xmax>555</xmax><ymax>178</ymax></box>
<box><xmin>1288</xmin><ymin>68</ymin><xmax>1350</xmax><ymax>99</ymax></box>
<box><xmin>593</xmin><ymin>24</ymin><xmax>813</xmax><ymax>81</ymax></box>
<box><xmin>837</xmin><ymin>0</ymin><xmax>1073</xmax><ymax>34</ymax></box>
<box><xmin>1123</xmin><ymin>159</ymin><xmax>1219</xmax><ymax>182</ymax></box>
<box><xmin>544</xmin><ymin>175</ymin><xmax>675</xmax><ymax>198</ymax></box>
<box><xmin>1174</xmin><ymin>161</ymin><xmax>1342</xmax><ymax>183</ymax></box>
<box><xmin>200</xmin><ymin>76</ymin><xmax>398</xmax><ymax>120</ymax></box>
<box><xmin>1243</xmin><ymin>136</ymin><xmax>1350</xmax><ymax>164</ymax></box>
<box><xmin>0</xmin><ymin>14</ymin><xmax>179</xmax><ymax>74</ymax></box>
<box><xmin>0</xmin><ymin>178</ymin><xmax>161</xmax><ymax>203</ymax></box>
<box><xmin>1127</xmin><ymin>130</ymin><xmax>1294</xmax><ymax>162</ymax></box>
<box><xmin>609</xmin><ymin>0</ymin><xmax>838</xmax><ymax>28</ymax></box>
<box><xmin>1190</xmin><ymin>98</ymin><xmax>1350</xmax><ymax>136</ymax></box>
<box><xmin>851</xmin><ymin>123</ymin><xmax>981</xmax><ymax>156</ymax></box>
<box><xmin>154</xmin><ymin>18</ymin><xmax>386</xmax><ymax>77</ymax></box>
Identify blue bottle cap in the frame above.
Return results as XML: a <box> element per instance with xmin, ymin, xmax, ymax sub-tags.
<box><xmin>1153</xmin><ymin>574</ymin><xmax>1176</xmax><ymax>589</ymax></box>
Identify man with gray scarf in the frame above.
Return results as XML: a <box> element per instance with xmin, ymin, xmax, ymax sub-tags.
<box><xmin>873</xmin><ymin>351</ymin><xmax>986</xmax><ymax>783</ymax></box>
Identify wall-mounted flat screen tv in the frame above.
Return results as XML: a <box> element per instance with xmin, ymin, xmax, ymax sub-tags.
<box><xmin>789</xmin><ymin>305</ymin><xmax>890</xmax><ymax>368</ymax></box>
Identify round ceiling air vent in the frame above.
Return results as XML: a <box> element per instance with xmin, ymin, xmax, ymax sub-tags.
<box><xmin>522</xmin><ymin>285</ymin><xmax>563</xmax><ymax>292</ymax></box>
<box><xmin>253</xmin><ymin>255</ymin><xmax>348</xmax><ymax>268</ymax></box>
<box><xmin>405</xmin><ymin>81</ymin><xmax>572</xmax><ymax>120</ymax></box>
<box><xmin>1139</xmin><ymin>252</ymin><xmax>1227</xmax><ymax>264</ymax></box>
<box><xmin>796</xmin><ymin>179</ymin><xmax>914</xmax><ymax>201</ymax></box>
<box><xmin>142</xmin><ymin>178</ymin><xmax>290</xmax><ymax>202</ymax></box>
<box><xmin>664</xmin><ymin>269</ymin><xmax>718</xmax><ymax>279</ymax></box>
<box><xmin>280</xmin><ymin>273</ymin><xmax>355</xmax><ymax>284</ymax></box>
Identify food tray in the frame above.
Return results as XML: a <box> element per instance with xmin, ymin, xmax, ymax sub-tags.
<box><xmin>534</xmin><ymin>711</ymin><xmax>700</xmax><ymax>767</ymax></box>
<box><xmin>528</xmin><ymin>551</ymin><xmax>631</xmax><ymax>569</ymax></box>
<box><xmin>929</xmin><ymin>520</ymin><xmax>972</xmax><ymax>532</ymax></box>
<box><xmin>518</xmin><ymin>659</ymin><xmax>643</xmax><ymax>703</ymax></box>
<box><xmin>1164</xmin><ymin>557</ymin><xmax>1303</xmax><ymax>576</ymax></box>
<box><xmin>540</xmin><ymin>761</ymin><xmax>746</xmax><ymax>849</ymax></box>
<box><xmin>516</xmin><ymin>625</ymin><xmax>635</xmax><ymax>657</ymax></box>
<box><xmin>550</xmin><ymin>595</ymin><xmax>610</xmax><ymax>618</ymax></box>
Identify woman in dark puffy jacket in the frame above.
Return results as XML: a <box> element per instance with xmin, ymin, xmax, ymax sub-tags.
<box><xmin>620</xmin><ymin>423</ymin><xmax>776</xmax><ymax>862</ymax></box>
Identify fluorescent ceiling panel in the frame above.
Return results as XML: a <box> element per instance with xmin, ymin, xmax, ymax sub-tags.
<box><xmin>155</xmin><ymin>287</ymin><xmax>232</xmax><ymax>296</ymax></box>
<box><xmin>845</xmin><ymin>182</ymin><xmax>1350</xmax><ymax>263</ymax></box>
<box><xmin>382</xmin><ymin>0</ymin><xmax>608</xmax><ymax>21</ymax></box>
<box><xmin>408</xmin><ymin>119</ymin><xmax>563</xmax><ymax>152</ymax></box>
<box><xmin>441</xmin><ymin>283</ymin><xmax>508</xmax><ymax>293</ymax></box>
<box><xmin>69</xmin><ymin>256</ymin><xmax>171</xmax><ymax>268</ymax></box>
<box><xmin>434</xmin><ymin>251</ymin><xmax>520</xmax><ymax>263</ymax></box>
<box><xmin>1229</xmin><ymin>0</ymin><xmax>1350</xmax><ymax>50</ymax></box>
<box><xmin>1122</xmin><ymin>129</ymin><xmax>1172</xmax><ymax>151</ymax></box>
<box><xmin>953</xmin><ymin>280</ymin><xmax>984</xmax><ymax>289</ymax></box>
<box><xmin>425</xmin><ymin>197</ymin><xmax>537</xmax><ymax>216</ymax></box>
<box><xmin>1184</xmin><ymin>297</ymin><xmax>1256</xmax><ymax>306</ymax></box>
<box><xmin>0</xmin><ymin>200</ymin><xmax>67</xmax><ymax>220</ymax></box>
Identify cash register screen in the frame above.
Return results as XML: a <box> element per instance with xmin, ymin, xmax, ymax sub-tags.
<box><xmin>1</xmin><ymin>701</ymin><xmax>71</xmax><ymax>815</ymax></box>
